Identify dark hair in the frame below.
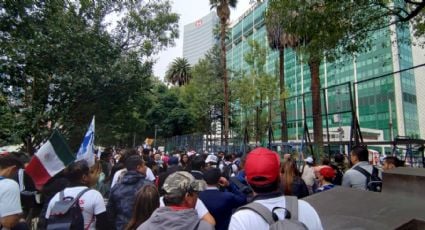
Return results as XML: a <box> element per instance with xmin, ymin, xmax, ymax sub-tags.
<box><xmin>67</xmin><ymin>160</ymin><xmax>90</xmax><ymax>185</ymax></box>
<box><xmin>0</xmin><ymin>155</ymin><xmax>23</xmax><ymax>169</ymax></box>
<box><xmin>120</xmin><ymin>148</ymin><xmax>138</xmax><ymax>164</ymax></box>
<box><xmin>125</xmin><ymin>155</ymin><xmax>144</xmax><ymax>171</ymax></box>
<box><xmin>321</xmin><ymin>157</ymin><xmax>330</xmax><ymax>166</ymax></box>
<box><xmin>204</xmin><ymin>168</ymin><xmax>221</xmax><ymax>185</ymax></box>
<box><xmin>250</xmin><ymin>179</ymin><xmax>280</xmax><ymax>194</ymax></box>
<box><xmin>334</xmin><ymin>153</ymin><xmax>345</xmax><ymax>164</ymax></box>
<box><xmin>384</xmin><ymin>156</ymin><xmax>404</xmax><ymax>167</ymax></box>
<box><xmin>350</xmin><ymin>145</ymin><xmax>369</xmax><ymax>162</ymax></box>
<box><xmin>163</xmin><ymin>193</ymin><xmax>186</xmax><ymax>206</ymax></box>
<box><xmin>190</xmin><ymin>155</ymin><xmax>205</xmax><ymax>171</ymax></box>
<box><xmin>280</xmin><ymin>159</ymin><xmax>300</xmax><ymax>195</ymax></box>
<box><xmin>125</xmin><ymin>184</ymin><xmax>160</xmax><ymax>230</ymax></box>
<box><xmin>224</xmin><ymin>154</ymin><xmax>233</xmax><ymax>161</ymax></box>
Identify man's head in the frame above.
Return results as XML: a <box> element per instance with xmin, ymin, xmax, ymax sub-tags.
<box><xmin>350</xmin><ymin>145</ymin><xmax>369</xmax><ymax>164</ymax></box>
<box><xmin>245</xmin><ymin>147</ymin><xmax>280</xmax><ymax>194</ymax></box>
<box><xmin>190</xmin><ymin>155</ymin><xmax>205</xmax><ymax>171</ymax></box>
<box><xmin>168</xmin><ymin>156</ymin><xmax>179</xmax><ymax>166</ymax></box>
<box><xmin>203</xmin><ymin>168</ymin><xmax>221</xmax><ymax>186</ymax></box>
<box><xmin>67</xmin><ymin>160</ymin><xmax>91</xmax><ymax>186</ymax></box>
<box><xmin>383</xmin><ymin>156</ymin><xmax>403</xmax><ymax>171</ymax></box>
<box><xmin>205</xmin><ymin>155</ymin><xmax>218</xmax><ymax>169</ymax></box>
<box><xmin>318</xmin><ymin>166</ymin><xmax>335</xmax><ymax>183</ymax></box>
<box><xmin>162</xmin><ymin>171</ymin><xmax>206</xmax><ymax>208</ymax></box>
<box><xmin>125</xmin><ymin>155</ymin><xmax>146</xmax><ymax>175</ymax></box>
<box><xmin>0</xmin><ymin>155</ymin><xmax>23</xmax><ymax>178</ymax></box>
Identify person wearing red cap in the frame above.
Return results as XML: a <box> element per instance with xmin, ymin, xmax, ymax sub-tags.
<box><xmin>316</xmin><ymin>166</ymin><xmax>336</xmax><ymax>193</ymax></box>
<box><xmin>228</xmin><ymin>147</ymin><xmax>323</xmax><ymax>230</ymax></box>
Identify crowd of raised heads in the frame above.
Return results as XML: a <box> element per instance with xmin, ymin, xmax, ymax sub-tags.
<box><xmin>0</xmin><ymin>145</ymin><xmax>405</xmax><ymax>230</ymax></box>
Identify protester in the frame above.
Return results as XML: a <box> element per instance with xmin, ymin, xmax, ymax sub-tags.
<box><xmin>190</xmin><ymin>155</ymin><xmax>206</xmax><ymax>180</ymax></box>
<box><xmin>199</xmin><ymin>168</ymin><xmax>246</xmax><ymax>230</ymax></box>
<box><xmin>280</xmin><ymin>158</ymin><xmax>309</xmax><ymax>198</ymax></box>
<box><xmin>157</xmin><ymin>156</ymin><xmax>180</xmax><ymax>195</ymax></box>
<box><xmin>126</xmin><ymin>184</ymin><xmax>160</xmax><ymax>230</ymax></box>
<box><xmin>301</xmin><ymin>156</ymin><xmax>316</xmax><ymax>194</ymax></box>
<box><xmin>205</xmin><ymin>154</ymin><xmax>219</xmax><ymax>169</ymax></box>
<box><xmin>229</xmin><ymin>147</ymin><xmax>323</xmax><ymax>230</ymax></box>
<box><xmin>342</xmin><ymin>145</ymin><xmax>382</xmax><ymax>190</ymax></box>
<box><xmin>179</xmin><ymin>153</ymin><xmax>191</xmax><ymax>171</ymax></box>
<box><xmin>110</xmin><ymin>149</ymin><xmax>155</xmax><ymax>188</ymax></box>
<box><xmin>107</xmin><ymin>155</ymin><xmax>152</xmax><ymax>230</ymax></box>
<box><xmin>316</xmin><ymin>166</ymin><xmax>336</xmax><ymax>193</ymax></box>
<box><xmin>383</xmin><ymin>156</ymin><xmax>404</xmax><ymax>171</ymax></box>
<box><xmin>138</xmin><ymin>171</ymin><xmax>214</xmax><ymax>230</ymax></box>
<box><xmin>0</xmin><ymin>155</ymin><xmax>24</xmax><ymax>229</ymax></box>
<box><xmin>45</xmin><ymin>160</ymin><xmax>108</xmax><ymax>229</ymax></box>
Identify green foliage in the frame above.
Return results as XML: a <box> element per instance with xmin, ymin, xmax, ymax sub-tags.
<box><xmin>268</xmin><ymin>0</ymin><xmax>387</xmax><ymax>62</ymax></box>
<box><xmin>0</xmin><ymin>0</ymin><xmax>179</xmax><ymax>152</ymax></box>
<box><xmin>145</xmin><ymin>84</ymin><xmax>195</xmax><ymax>138</ymax></box>
<box><xmin>231</xmin><ymin>40</ymin><xmax>278</xmax><ymax>142</ymax></box>
<box><xmin>180</xmin><ymin>47</ymin><xmax>224</xmax><ymax>134</ymax></box>
<box><xmin>165</xmin><ymin>57</ymin><xmax>192</xmax><ymax>86</ymax></box>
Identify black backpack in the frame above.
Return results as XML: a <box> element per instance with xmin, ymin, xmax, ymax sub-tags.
<box><xmin>47</xmin><ymin>188</ymin><xmax>90</xmax><ymax>230</ymax></box>
<box><xmin>222</xmin><ymin>163</ymin><xmax>235</xmax><ymax>179</ymax></box>
<box><xmin>354</xmin><ymin>166</ymin><xmax>382</xmax><ymax>192</ymax></box>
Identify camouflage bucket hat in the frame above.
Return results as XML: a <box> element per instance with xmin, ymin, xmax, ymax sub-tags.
<box><xmin>162</xmin><ymin>171</ymin><xmax>206</xmax><ymax>195</ymax></box>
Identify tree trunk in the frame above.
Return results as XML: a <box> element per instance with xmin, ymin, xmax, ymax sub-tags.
<box><xmin>308</xmin><ymin>58</ymin><xmax>323</xmax><ymax>154</ymax></box>
<box><xmin>279</xmin><ymin>49</ymin><xmax>288</xmax><ymax>143</ymax></box>
<box><xmin>220</xmin><ymin>20</ymin><xmax>230</xmax><ymax>149</ymax></box>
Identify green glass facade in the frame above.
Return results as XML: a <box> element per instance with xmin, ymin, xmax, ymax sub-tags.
<box><xmin>227</xmin><ymin>2</ymin><xmax>419</xmax><ymax>141</ymax></box>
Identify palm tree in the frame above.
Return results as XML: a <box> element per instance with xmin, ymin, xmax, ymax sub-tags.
<box><xmin>165</xmin><ymin>57</ymin><xmax>192</xmax><ymax>86</ymax></box>
<box><xmin>265</xmin><ymin>5</ymin><xmax>299</xmax><ymax>144</ymax></box>
<box><xmin>209</xmin><ymin>0</ymin><xmax>237</xmax><ymax>147</ymax></box>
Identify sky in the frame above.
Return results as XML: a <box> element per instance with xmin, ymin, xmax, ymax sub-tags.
<box><xmin>153</xmin><ymin>0</ymin><xmax>253</xmax><ymax>79</ymax></box>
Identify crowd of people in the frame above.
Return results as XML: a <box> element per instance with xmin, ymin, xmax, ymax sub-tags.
<box><xmin>0</xmin><ymin>145</ymin><xmax>405</xmax><ymax>229</ymax></box>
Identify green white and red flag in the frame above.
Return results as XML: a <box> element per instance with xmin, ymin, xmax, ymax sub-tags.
<box><xmin>25</xmin><ymin>130</ymin><xmax>75</xmax><ymax>190</ymax></box>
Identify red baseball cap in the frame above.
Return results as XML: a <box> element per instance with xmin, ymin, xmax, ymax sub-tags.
<box><xmin>319</xmin><ymin>166</ymin><xmax>335</xmax><ymax>178</ymax></box>
<box><xmin>245</xmin><ymin>147</ymin><xmax>280</xmax><ymax>186</ymax></box>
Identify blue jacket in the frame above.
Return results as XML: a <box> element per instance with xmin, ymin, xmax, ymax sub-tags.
<box><xmin>107</xmin><ymin>171</ymin><xmax>152</xmax><ymax>230</ymax></box>
<box><xmin>199</xmin><ymin>187</ymin><xmax>247</xmax><ymax>230</ymax></box>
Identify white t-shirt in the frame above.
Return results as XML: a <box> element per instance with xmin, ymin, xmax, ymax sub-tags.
<box><xmin>45</xmin><ymin>186</ymin><xmax>106</xmax><ymax>230</ymax></box>
<box><xmin>110</xmin><ymin>167</ymin><xmax>155</xmax><ymax>188</ymax></box>
<box><xmin>302</xmin><ymin>165</ymin><xmax>316</xmax><ymax>187</ymax></box>
<box><xmin>0</xmin><ymin>178</ymin><xmax>22</xmax><ymax>218</ymax></box>
<box><xmin>229</xmin><ymin>196</ymin><xmax>323</xmax><ymax>230</ymax></box>
<box><xmin>159</xmin><ymin>197</ymin><xmax>208</xmax><ymax>219</ymax></box>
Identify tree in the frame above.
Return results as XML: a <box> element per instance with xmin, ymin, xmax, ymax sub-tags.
<box><xmin>165</xmin><ymin>57</ymin><xmax>192</xmax><ymax>86</ymax></box>
<box><xmin>232</xmin><ymin>40</ymin><xmax>278</xmax><ymax>144</ymax></box>
<box><xmin>210</xmin><ymin>0</ymin><xmax>238</xmax><ymax>148</ymax></box>
<box><xmin>268</xmin><ymin>0</ymin><xmax>386</xmax><ymax>152</ymax></box>
<box><xmin>180</xmin><ymin>47</ymin><xmax>223</xmax><ymax>134</ymax></box>
<box><xmin>265</xmin><ymin>5</ymin><xmax>300</xmax><ymax>143</ymax></box>
<box><xmin>0</xmin><ymin>0</ymin><xmax>179</xmax><ymax>153</ymax></box>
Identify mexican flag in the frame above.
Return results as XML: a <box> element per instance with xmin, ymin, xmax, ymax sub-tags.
<box><xmin>26</xmin><ymin>130</ymin><xmax>75</xmax><ymax>190</ymax></box>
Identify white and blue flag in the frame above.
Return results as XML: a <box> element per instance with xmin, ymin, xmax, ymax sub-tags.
<box><xmin>76</xmin><ymin>116</ymin><xmax>95</xmax><ymax>166</ymax></box>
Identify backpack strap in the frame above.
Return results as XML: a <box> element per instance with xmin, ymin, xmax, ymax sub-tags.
<box><xmin>285</xmin><ymin>196</ymin><xmax>299</xmax><ymax>221</ymax></box>
<box><xmin>60</xmin><ymin>188</ymin><xmax>91</xmax><ymax>205</ymax></box>
<box><xmin>237</xmin><ymin>202</ymin><xmax>275</xmax><ymax>225</ymax></box>
<box><xmin>353</xmin><ymin>166</ymin><xmax>371</xmax><ymax>178</ymax></box>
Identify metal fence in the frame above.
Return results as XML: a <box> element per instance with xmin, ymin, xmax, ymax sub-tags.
<box><xmin>165</xmin><ymin>63</ymin><xmax>425</xmax><ymax>168</ymax></box>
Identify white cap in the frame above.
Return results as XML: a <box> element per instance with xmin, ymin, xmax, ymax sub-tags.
<box><xmin>205</xmin><ymin>155</ymin><xmax>218</xmax><ymax>164</ymax></box>
<box><xmin>304</xmin><ymin>156</ymin><xmax>314</xmax><ymax>164</ymax></box>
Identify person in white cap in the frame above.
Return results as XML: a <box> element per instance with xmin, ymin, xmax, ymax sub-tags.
<box><xmin>205</xmin><ymin>155</ymin><xmax>218</xmax><ymax>169</ymax></box>
<box><xmin>301</xmin><ymin>156</ymin><xmax>316</xmax><ymax>194</ymax></box>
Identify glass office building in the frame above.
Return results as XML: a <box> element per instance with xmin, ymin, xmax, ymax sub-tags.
<box><xmin>227</xmin><ymin>1</ymin><xmax>419</xmax><ymax>142</ymax></box>
<box><xmin>183</xmin><ymin>11</ymin><xmax>219</xmax><ymax>66</ymax></box>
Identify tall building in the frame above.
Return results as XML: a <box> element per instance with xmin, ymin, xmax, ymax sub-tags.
<box><xmin>183</xmin><ymin>11</ymin><xmax>219</xmax><ymax>66</ymax></box>
<box><xmin>226</xmin><ymin>1</ymin><xmax>420</xmax><ymax>144</ymax></box>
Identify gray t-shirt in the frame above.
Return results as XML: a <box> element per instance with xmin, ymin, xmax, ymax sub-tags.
<box><xmin>342</xmin><ymin>161</ymin><xmax>382</xmax><ymax>190</ymax></box>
